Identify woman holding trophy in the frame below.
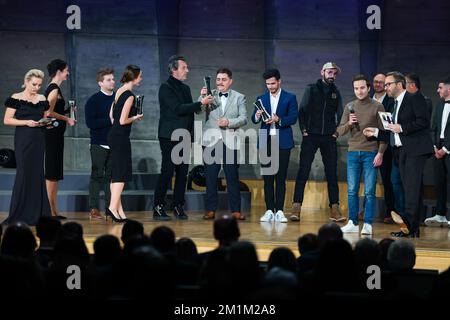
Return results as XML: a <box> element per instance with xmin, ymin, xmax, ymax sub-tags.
<box><xmin>2</xmin><ymin>69</ymin><xmax>51</xmax><ymax>225</ymax></box>
<box><xmin>44</xmin><ymin>59</ymin><xmax>76</xmax><ymax>220</ymax></box>
<box><xmin>106</xmin><ymin>65</ymin><xmax>143</xmax><ymax>222</ymax></box>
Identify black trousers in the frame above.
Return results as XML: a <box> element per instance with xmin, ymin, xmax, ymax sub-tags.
<box><xmin>261</xmin><ymin>139</ymin><xmax>291</xmax><ymax>212</ymax></box>
<box><xmin>293</xmin><ymin>134</ymin><xmax>339</xmax><ymax>206</ymax></box>
<box><xmin>204</xmin><ymin>142</ymin><xmax>241</xmax><ymax>212</ymax></box>
<box><xmin>154</xmin><ymin>138</ymin><xmax>189</xmax><ymax>207</ymax></box>
<box><xmin>434</xmin><ymin>140</ymin><xmax>450</xmax><ymax>216</ymax></box>
<box><xmin>395</xmin><ymin>147</ymin><xmax>429</xmax><ymax>232</ymax></box>
<box><xmin>379</xmin><ymin>146</ymin><xmax>395</xmax><ymax>217</ymax></box>
<box><xmin>89</xmin><ymin>145</ymin><xmax>112</xmax><ymax>209</ymax></box>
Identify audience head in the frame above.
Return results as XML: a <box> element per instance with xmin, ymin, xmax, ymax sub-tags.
<box><xmin>93</xmin><ymin>235</ymin><xmax>121</xmax><ymax>266</ymax></box>
<box><xmin>297</xmin><ymin>233</ymin><xmax>318</xmax><ymax>255</ymax></box>
<box><xmin>36</xmin><ymin>216</ymin><xmax>62</xmax><ymax>246</ymax></box>
<box><xmin>213</xmin><ymin>215</ymin><xmax>240</xmax><ymax>246</ymax></box>
<box><xmin>354</xmin><ymin>238</ymin><xmax>381</xmax><ymax>272</ymax></box>
<box><xmin>387</xmin><ymin>239</ymin><xmax>416</xmax><ymax>272</ymax></box>
<box><xmin>318</xmin><ymin>223</ymin><xmax>343</xmax><ymax>247</ymax></box>
<box><xmin>267</xmin><ymin>247</ymin><xmax>297</xmax><ymax>273</ymax></box>
<box><xmin>175</xmin><ymin>237</ymin><xmax>198</xmax><ymax>263</ymax></box>
<box><xmin>121</xmin><ymin>219</ymin><xmax>144</xmax><ymax>245</ymax></box>
<box><xmin>379</xmin><ymin>238</ymin><xmax>395</xmax><ymax>270</ymax></box>
<box><xmin>149</xmin><ymin>226</ymin><xmax>176</xmax><ymax>254</ymax></box>
<box><xmin>0</xmin><ymin>222</ymin><xmax>37</xmax><ymax>258</ymax></box>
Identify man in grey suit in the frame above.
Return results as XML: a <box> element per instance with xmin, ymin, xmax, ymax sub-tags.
<box><xmin>200</xmin><ymin>68</ymin><xmax>247</xmax><ymax>220</ymax></box>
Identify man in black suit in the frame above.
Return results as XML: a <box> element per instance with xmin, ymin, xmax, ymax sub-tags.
<box><xmin>406</xmin><ymin>73</ymin><xmax>433</xmax><ymax>117</ymax></box>
<box><xmin>372</xmin><ymin>73</ymin><xmax>397</xmax><ymax>224</ymax></box>
<box><xmin>364</xmin><ymin>71</ymin><xmax>434</xmax><ymax>237</ymax></box>
<box><xmin>425</xmin><ymin>78</ymin><xmax>450</xmax><ymax>227</ymax></box>
<box><xmin>153</xmin><ymin>55</ymin><xmax>213</xmax><ymax>220</ymax></box>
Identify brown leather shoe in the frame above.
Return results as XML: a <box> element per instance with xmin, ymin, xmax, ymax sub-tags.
<box><xmin>290</xmin><ymin>202</ymin><xmax>301</xmax><ymax>221</ymax></box>
<box><xmin>231</xmin><ymin>211</ymin><xmax>245</xmax><ymax>220</ymax></box>
<box><xmin>203</xmin><ymin>211</ymin><xmax>215</xmax><ymax>220</ymax></box>
<box><xmin>390</xmin><ymin>210</ymin><xmax>404</xmax><ymax>225</ymax></box>
<box><xmin>89</xmin><ymin>208</ymin><xmax>104</xmax><ymax>220</ymax></box>
<box><xmin>330</xmin><ymin>204</ymin><xmax>347</xmax><ymax>222</ymax></box>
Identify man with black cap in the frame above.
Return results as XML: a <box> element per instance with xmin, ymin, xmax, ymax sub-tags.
<box><xmin>291</xmin><ymin>62</ymin><xmax>345</xmax><ymax>222</ymax></box>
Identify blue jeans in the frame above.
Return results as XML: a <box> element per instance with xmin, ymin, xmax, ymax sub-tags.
<box><xmin>347</xmin><ymin>151</ymin><xmax>378</xmax><ymax>225</ymax></box>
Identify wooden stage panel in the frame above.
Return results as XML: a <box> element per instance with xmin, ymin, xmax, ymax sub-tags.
<box><xmin>1</xmin><ymin>207</ymin><xmax>450</xmax><ymax>272</ymax></box>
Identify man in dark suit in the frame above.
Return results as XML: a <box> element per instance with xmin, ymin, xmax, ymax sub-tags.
<box><xmin>406</xmin><ymin>73</ymin><xmax>433</xmax><ymax>117</ymax></box>
<box><xmin>153</xmin><ymin>55</ymin><xmax>213</xmax><ymax>220</ymax></box>
<box><xmin>372</xmin><ymin>73</ymin><xmax>398</xmax><ymax>224</ymax></box>
<box><xmin>364</xmin><ymin>71</ymin><xmax>434</xmax><ymax>237</ymax></box>
<box><xmin>425</xmin><ymin>78</ymin><xmax>450</xmax><ymax>227</ymax></box>
<box><xmin>252</xmin><ymin>69</ymin><xmax>298</xmax><ymax>222</ymax></box>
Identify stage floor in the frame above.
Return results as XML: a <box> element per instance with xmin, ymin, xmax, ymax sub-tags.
<box><xmin>2</xmin><ymin>206</ymin><xmax>450</xmax><ymax>272</ymax></box>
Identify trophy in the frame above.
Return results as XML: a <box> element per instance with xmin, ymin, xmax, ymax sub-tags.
<box><xmin>38</xmin><ymin>117</ymin><xmax>58</xmax><ymax>127</ymax></box>
<box><xmin>68</xmin><ymin>99</ymin><xmax>76</xmax><ymax>120</ymax></box>
<box><xmin>135</xmin><ymin>95</ymin><xmax>144</xmax><ymax>115</ymax></box>
<box><xmin>253</xmin><ymin>99</ymin><xmax>271</xmax><ymax>122</ymax></box>
<box><xmin>203</xmin><ymin>76</ymin><xmax>212</xmax><ymax>95</ymax></box>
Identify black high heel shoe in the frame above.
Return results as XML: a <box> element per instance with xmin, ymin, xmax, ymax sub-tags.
<box><xmin>105</xmin><ymin>208</ymin><xmax>125</xmax><ymax>223</ymax></box>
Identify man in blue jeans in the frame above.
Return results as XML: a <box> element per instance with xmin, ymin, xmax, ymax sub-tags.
<box><xmin>337</xmin><ymin>75</ymin><xmax>386</xmax><ymax>235</ymax></box>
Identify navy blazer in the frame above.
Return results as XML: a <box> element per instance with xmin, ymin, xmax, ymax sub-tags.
<box><xmin>251</xmin><ymin>89</ymin><xmax>298</xmax><ymax>149</ymax></box>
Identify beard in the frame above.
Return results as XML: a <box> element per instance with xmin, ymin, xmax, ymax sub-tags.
<box><xmin>324</xmin><ymin>77</ymin><xmax>335</xmax><ymax>84</ymax></box>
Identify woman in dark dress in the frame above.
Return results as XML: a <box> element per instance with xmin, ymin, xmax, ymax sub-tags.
<box><xmin>2</xmin><ymin>69</ymin><xmax>51</xmax><ymax>226</ymax></box>
<box><xmin>44</xmin><ymin>59</ymin><xmax>76</xmax><ymax>219</ymax></box>
<box><xmin>106</xmin><ymin>65</ymin><xmax>143</xmax><ymax>222</ymax></box>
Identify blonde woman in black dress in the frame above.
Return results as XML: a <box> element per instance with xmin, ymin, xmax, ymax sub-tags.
<box><xmin>44</xmin><ymin>59</ymin><xmax>76</xmax><ymax>219</ymax></box>
<box><xmin>2</xmin><ymin>69</ymin><xmax>51</xmax><ymax>226</ymax></box>
<box><xmin>106</xmin><ymin>65</ymin><xmax>143</xmax><ymax>222</ymax></box>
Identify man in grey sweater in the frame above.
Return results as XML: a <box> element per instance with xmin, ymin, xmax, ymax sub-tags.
<box><xmin>337</xmin><ymin>74</ymin><xmax>386</xmax><ymax>235</ymax></box>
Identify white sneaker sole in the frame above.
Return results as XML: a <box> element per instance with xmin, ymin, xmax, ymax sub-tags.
<box><xmin>341</xmin><ymin>228</ymin><xmax>359</xmax><ymax>233</ymax></box>
<box><xmin>425</xmin><ymin>220</ymin><xmax>447</xmax><ymax>227</ymax></box>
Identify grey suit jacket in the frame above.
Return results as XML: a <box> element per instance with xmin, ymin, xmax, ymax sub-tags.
<box><xmin>199</xmin><ymin>89</ymin><xmax>247</xmax><ymax>149</ymax></box>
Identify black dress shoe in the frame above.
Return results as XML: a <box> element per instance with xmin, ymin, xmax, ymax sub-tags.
<box><xmin>173</xmin><ymin>205</ymin><xmax>188</xmax><ymax>220</ymax></box>
<box><xmin>391</xmin><ymin>230</ymin><xmax>420</xmax><ymax>238</ymax></box>
<box><xmin>153</xmin><ymin>204</ymin><xmax>171</xmax><ymax>221</ymax></box>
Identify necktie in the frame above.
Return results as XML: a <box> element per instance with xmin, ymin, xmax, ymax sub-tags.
<box><xmin>390</xmin><ymin>100</ymin><xmax>398</xmax><ymax>146</ymax></box>
<box><xmin>445</xmin><ymin>100</ymin><xmax>450</xmax><ymax>104</ymax></box>
<box><xmin>219</xmin><ymin>92</ymin><xmax>228</xmax><ymax>97</ymax></box>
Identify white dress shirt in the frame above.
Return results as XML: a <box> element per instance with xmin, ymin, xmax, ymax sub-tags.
<box><xmin>269</xmin><ymin>89</ymin><xmax>281</xmax><ymax>135</ymax></box>
<box><xmin>373</xmin><ymin>92</ymin><xmax>386</xmax><ymax>104</ymax></box>
<box><xmin>393</xmin><ymin>90</ymin><xmax>406</xmax><ymax>147</ymax></box>
<box><xmin>220</xmin><ymin>92</ymin><xmax>229</xmax><ymax>115</ymax></box>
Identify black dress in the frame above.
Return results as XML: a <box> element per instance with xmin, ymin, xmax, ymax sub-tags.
<box><xmin>108</xmin><ymin>90</ymin><xmax>136</xmax><ymax>182</ymax></box>
<box><xmin>3</xmin><ymin>97</ymin><xmax>51</xmax><ymax>226</ymax></box>
<box><xmin>44</xmin><ymin>83</ymin><xmax>67</xmax><ymax>181</ymax></box>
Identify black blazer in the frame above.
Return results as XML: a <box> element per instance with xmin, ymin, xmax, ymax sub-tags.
<box><xmin>158</xmin><ymin>76</ymin><xmax>202</xmax><ymax>139</ymax></box>
<box><xmin>431</xmin><ymin>100</ymin><xmax>446</xmax><ymax>147</ymax></box>
<box><xmin>396</xmin><ymin>91</ymin><xmax>434</xmax><ymax>156</ymax></box>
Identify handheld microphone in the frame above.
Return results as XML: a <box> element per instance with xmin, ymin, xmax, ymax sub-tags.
<box><xmin>348</xmin><ymin>104</ymin><xmax>360</xmax><ymax>131</ymax></box>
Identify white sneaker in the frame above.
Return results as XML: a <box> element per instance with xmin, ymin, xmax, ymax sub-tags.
<box><xmin>260</xmin><ymin>210</ymin><xmax>274</xmax><ymax>222</ymax></box>
<box><xmin>341</xmin><ymin>221</ymin><xmax>359</xmax><ymax>233</ymax></box>
<box><xmin>274</xmin><ymin>210</ymin><xmax>288</xmax><ymax>223</ymax></box>
<box><xmin>424</xmin><ymin>215</ymin><xmax>449</xmax><ymax>227</ymax></box>
<box><xmin>361</xmin><ymin>223</ymin><xmax>372</xmax><ymax>235</ymax></box>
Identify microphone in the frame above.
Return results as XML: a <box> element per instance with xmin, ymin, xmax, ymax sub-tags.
<box><xmin>348</xmin><ymin>103</ymin><xmax>360</xmax><ymax>131</ymax></box>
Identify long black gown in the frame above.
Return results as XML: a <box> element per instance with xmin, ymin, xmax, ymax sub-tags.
<box><xmin>107</xmin><ymin>90</ymin><xmax>136</xmax><ymax>183</ymax></box>
<box><xmin>3</xmin><ymin>97</ymin><xmax>51</xmax><ymax>226</ymax></box>
<box><xmin>44</xmin><ymin>83</ymin><xmax>67</xmax><ymax>181</ymax></box>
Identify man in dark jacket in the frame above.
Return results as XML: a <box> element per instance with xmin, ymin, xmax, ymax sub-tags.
<box><xmin>291</xmin><ymin>62</ymin><xmax>345</xmax><ymax>222</ymax></box>
<box><xmin>153</xmin><ymin>55</ymin><xmax>213</xmax><ymax>220</ymax></box>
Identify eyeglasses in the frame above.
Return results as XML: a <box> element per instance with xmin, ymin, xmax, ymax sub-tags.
<box><xmin>384</xmin><ymin>81</ymin><xmax>399</xmax><ymax>88</ymax></box>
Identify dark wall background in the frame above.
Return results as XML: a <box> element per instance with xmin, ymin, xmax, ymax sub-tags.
<box><xmin>1</xmin><ymin>0</ymin><xmax>449</xmax><ymax>185</ymax></box>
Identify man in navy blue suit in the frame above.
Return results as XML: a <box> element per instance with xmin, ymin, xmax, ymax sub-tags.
<box><xmin>252</xmin><ymin>69</ymin><xmax>298</xmax><ymax>223</ymax></box>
